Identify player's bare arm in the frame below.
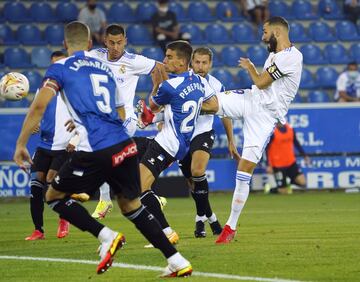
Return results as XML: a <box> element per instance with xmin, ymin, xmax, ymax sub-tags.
<box><xmin>201</xmin><ymin>95</ymin><xmax>219</xmax><ymax>114</ymax></box>
<box><xmin>14</xmin><ymin>86</ymin><xmax>55</xmax><ymax>168</ymax></box>
<box><xmin>239</xmin><ymin>57</ymin><xmax>274</xmax><ymax>89</ymax></box>
<box><xmin>149</xmin><ymin>68</ymin><xmax>166</xmax><ymax>112</ymax></box>
<box><xmin>116</xmin><ymin>106</ymin><xmax>126</xmax><ymax>120</ymax></box>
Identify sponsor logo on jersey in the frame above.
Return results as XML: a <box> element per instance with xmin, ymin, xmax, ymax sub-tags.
<box><xmin>112</xmin><ymin>143</ymin><xmax>138</xmax><ymax>167</ymax></box>
<box><xmin>232</xmin><ymin>89</ymin><xmax>245</xmax><ymax>95</ymax></box>
<box><xmin>203</xmin><ymin>142</ymin><xmax>209</xmax><ymax>148</ymax></box>
<box><xmin>148</xmin><ymin>158</ymin><xmax>155</xmax><ymax>165</ymax></box>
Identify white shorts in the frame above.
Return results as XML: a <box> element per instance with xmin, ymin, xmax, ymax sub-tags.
<box><xmin>216</xmin><ymin>89</ymin><xmax>277</xmax><ymax>164</ymax></box>
<box><xmin>123</xmin><ymin>118</ymin><xmax>137</xmax><ymax>137</ymax></box>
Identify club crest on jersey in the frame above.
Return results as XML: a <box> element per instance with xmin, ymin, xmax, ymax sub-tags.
<box><xmin>112</xmin><ymin>143</ymin><xmax>138</xmax><ymax>167</ymax></box>
<box><xmin>119</xmin><ymin>65</ymin><xmax>126</xmax><ymax>74</ymax></box>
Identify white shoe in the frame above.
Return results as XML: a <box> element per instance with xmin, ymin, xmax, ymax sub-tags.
<box><xmin>97</xmin><ymin>232</ymin><xmax>125</xmax><ymax>274</ymax></box>
<box><xmin>160</xmin><ymin>262</ymin><xmax>192</xmax><ymax>278</ymax></box>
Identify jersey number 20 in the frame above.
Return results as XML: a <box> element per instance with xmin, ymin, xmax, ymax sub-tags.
<box><xmin>180</xmin><ymin>98</ymin><xmax>203</xmax><ymax>133</ymax></box>
<box><xmin>90</xmin><ymin>74</ymin><xmax>112</xmax><ymax>114</ymax></box>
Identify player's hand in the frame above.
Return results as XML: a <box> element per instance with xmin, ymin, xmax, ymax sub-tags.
<box><xmin>238</xmin><ymin>57</ymin><xmax>255</xmax><ymax>70</ymax></box>
<box><xmin>228</xmin><ymin>141</ymin><xmax>241</xmax><ymax>162</ymax></box>
<box><xmin>13</xmin><ymin>145</ymin><xmax>33</xmax><ymax>172</ymax></box>
<box><xmin>65</xmin><ymin>119</ymin><xmax>76</xmax><ymax>132</ymax></box>
<box><xmin>266</xmin><ymin>165</ymin><xmax>273</xmax><ymax>174</ymax></box>
<box><xmin>151</xmin><ymin>68</ymin><xmax>165</xmax><ymax>86</ymax></box>
<box><xmin>31</xmin><ymin>125</ymin><xmax>40</xmax><ymax>134</ymax></box>
<box><xmin>158</xmin><ymin>64</ymin><xmax>169</xmax><ymax>81</ymax></box>
<box><xmin>66</xmin><ymin>143</ymin><xmax>76</xmax><ymax>153</ymax></box>
<box><xmin>157</xmin><ymin>121</ymin><xmax>164</xmax><ymax>131</ymax></box>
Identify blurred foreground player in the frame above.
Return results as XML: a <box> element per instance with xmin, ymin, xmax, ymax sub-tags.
<box><xmin>14</xmin><ymin>21</ymin><xmax>192</xmax><ymax>277</ymax></box>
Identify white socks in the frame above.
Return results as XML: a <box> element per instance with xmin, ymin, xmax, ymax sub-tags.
<box><xmin>195</xmin><ymin>215</ymin><xmax>207</xmax><ymax>222</ymax></box>
<box><xmin>167</xmin><ymin>252</ymin><xmax>189</xmax><ymax>269</ymax></box>
<box><xmin>99</xmin><ymin>182</ymin><xmax>111</xmax><ymax>202</ymax></box>
<box><xmin>207</xmin><ymin>213</ymin><xmax>218</xmax><ymax>224</ymax></box>
<box><xmin>98</xmin><ymin>226</ymin><xmax>115</xmax><ymax>243</ymax></box>
<box><xmin>226</xmin><ymin>171</ymin><xmax>251</xmax><ymax>230</ymax></box>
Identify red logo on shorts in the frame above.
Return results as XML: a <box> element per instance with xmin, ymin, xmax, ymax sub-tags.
<box><xmin>112</xmin><ymin>143</ymin><xmax>138</xmax><ymax>167</ymax></box>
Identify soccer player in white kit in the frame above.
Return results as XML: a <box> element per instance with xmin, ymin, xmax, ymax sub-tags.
<box><xmin>202</xmin><ymin>16</ymin><xmax>303</xmax><ymax>243</ymax></box>
<box><xmin>88</xmin><ymin>24</ymin><xmax>164</xmax><ymax>218</ymax></box>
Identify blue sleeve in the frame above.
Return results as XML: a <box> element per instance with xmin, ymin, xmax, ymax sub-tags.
<box><xmin>43</xmin><ymin>63</ymin><xmax>64</xmax><ymax>90</ymax></box>
<box><xmin>152</xmin><ymin>81</ymin><xmax>172</xmax><ymax>106</ymax></box>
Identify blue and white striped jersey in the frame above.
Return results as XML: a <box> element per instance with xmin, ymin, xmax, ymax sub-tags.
<box><xmin>152</xmin><ymin>70</ymin><xmax>213</xmax><ymax>160</ymax></box>
<box><xmin>37</xmin><ymin>90</ymin><xmax>73</xmax><ymax>151</ymax></box>
<box><xmin>43</xmin><ymin>51</ymin><xmax>129</xmax><ymax>152</ymax></box>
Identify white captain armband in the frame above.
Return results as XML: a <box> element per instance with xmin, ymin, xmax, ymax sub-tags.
<box><xmin>266</xmin><ymin>63</ymin><xmax>284</xmax><ymax>80</ymax></box>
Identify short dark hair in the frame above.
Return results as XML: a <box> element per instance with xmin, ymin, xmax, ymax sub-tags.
<box><xmin>65</xmin><ymin>21</ymin><xmax>90</xmax><ymax>47</ymax></box>
<box><xmin>193</xmin><ymin>47</ymin><xmax>213</xmax><ymax>62</ymax></box>
<box><xmin>348</xmin><ymin>61</ymin><xmax>358</xmax><ymax>67</ymax></box>
<box><xmin>166</xmin><ymin>40</ymin><xmax>192</xmax><ymax>64</ymax></box>
<box><xmin>105</xmin><ymin>24</ymin><xmax>125</xmax><ymax>36</ymax></box>
<box><xmin>265</xmin><ymin>16</ymin><xmax>289</xmax><ymax>30</ymax></box>
<box><xmin>51</xmin><ymin>50</ymin><xmax>66</xmax><ymax>59</ymax></box>
<box><xmin>158</xmin><ymin>0</ymin><xmax>169</xmax><ymax>4</ymax></box>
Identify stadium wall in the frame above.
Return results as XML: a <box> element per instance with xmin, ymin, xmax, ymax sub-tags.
<box><xmin>0</xmin><ymin>103</ymin><xmax>359</xmax><ymax>196</ymax></box>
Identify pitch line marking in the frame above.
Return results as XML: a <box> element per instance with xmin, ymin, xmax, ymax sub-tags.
<box><xmin>0</xmin><ymin>255</ymin><xmax>306</xmax><ymax>282</ymax></box>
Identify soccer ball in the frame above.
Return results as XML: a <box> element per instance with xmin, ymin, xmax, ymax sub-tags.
<box><xmin>0</xmin><ymin>72</ymin><xmax>29</xmax><ymax>101</ymax></box>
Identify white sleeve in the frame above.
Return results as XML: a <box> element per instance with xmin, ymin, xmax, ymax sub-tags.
<box><xmin>133</xmin><ymin>54</ymin><xmax>156</xmax><ymax>75</ymax></box>
<box><xmin>336</xmin><ymin>73</ymin><xmax>347</xmax><ymax>91</ymax></box>
<box><xmin>202</xmin><ymin>77</ymin><xmax>216</xmax><ymax>101</ymax></box>
<box><xmin>266</xmin><ymin>51</ymin><xmax>300</xmax><ymax>80</ymax></box>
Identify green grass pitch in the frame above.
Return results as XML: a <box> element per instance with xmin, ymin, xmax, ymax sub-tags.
<box><xmin>0</xmin><ymin>192</ymin><xmax>359</xmax><ymax>281</ymax></box>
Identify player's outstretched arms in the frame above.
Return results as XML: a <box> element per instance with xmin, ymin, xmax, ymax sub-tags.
<box><xmin>201</xmin><ymin>96</ymin><xmax>219</xmax><ymax>114</ymax></box>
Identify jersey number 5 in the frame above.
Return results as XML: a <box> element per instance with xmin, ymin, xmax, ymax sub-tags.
<box><xmin>90</xmin><ymin>74</ymin><xmax>112</xmax><ymax>114</ymax></box>
<box><xmin>180</xmin><ymin>98</ymin><xmax>203</xmax><ymax>133</ymax></box>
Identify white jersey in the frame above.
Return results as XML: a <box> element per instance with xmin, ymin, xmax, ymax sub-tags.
<box><xmin>192</xmin><ymin>74</ymin><xmax>224</xmax><ymax>139</ymax></box>
<box><xmin>335</xmin><ymin>71</ymin><xmax>360</xmax><ymax>100</ymax></box>
<box><xmin>88</xmin><ymin>48</ymin><xmax>156</xmax><ymax>121</ymax></box>
<box><xmin>36</xmin><ymin>89</ymin><xmax>73</xmax><ymax>151</ymax></box>
<box><xmin>255</xmin><ymin>46</ymin><xmax>303</xmax><ymax>124</ymax></box>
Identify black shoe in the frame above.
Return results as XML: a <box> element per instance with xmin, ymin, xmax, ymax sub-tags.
<box><xmin>194</xmin><ymin>221</ymin><xmax>206</xmax><ymax>238</ymax></box>
<box><xmin>209</xmin><ymin>220</ymin><xmax>222</xmax><ymax>235</ymax></box>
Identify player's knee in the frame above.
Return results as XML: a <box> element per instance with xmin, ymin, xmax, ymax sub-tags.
<box><xmin>191</xmin><ymin>164</ymin><xmax>206</xmax><ymax>177</ymax></box>
<box><xmin>45</xmin><ymin>185</ymin><xmax>65</xmax><ymax>202</ymax></box>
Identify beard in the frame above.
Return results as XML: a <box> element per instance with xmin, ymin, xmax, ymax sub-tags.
<box><xmin>265</xmin><ymin>34</ymin><xmax>277</xmax><ymax>53</ymax></box>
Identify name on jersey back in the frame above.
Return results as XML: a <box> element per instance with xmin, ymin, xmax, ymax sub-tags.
<box><xmin>69</xmin><ymin>59</ymin><xmax>114</xmax><ymax>79</ymax></box>
<box><xmin>179</xmin><ymin>82</ymin><xmax>204</xmax><ymax>99</ymax></box>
